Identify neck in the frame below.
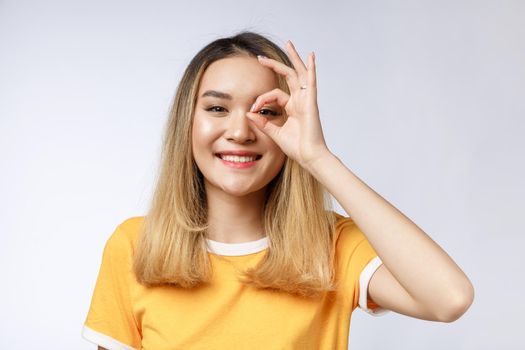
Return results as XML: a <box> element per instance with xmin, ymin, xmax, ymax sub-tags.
<box><xmin>205</xmin><ymin>184</ymin><xmax>267</xmax><ymax>243</ymax></box>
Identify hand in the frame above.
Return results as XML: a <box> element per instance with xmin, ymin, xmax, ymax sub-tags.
<box><xmin>245</xmin><ymin>40</ymin><xmax>331</xmax><ymax>169</ymax></box>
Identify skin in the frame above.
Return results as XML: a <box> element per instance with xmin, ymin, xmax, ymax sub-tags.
<box><xmin>192</xmin><ymin>54</ymin><xmax>287</xmax><ymax>243</ymax></box>
<box><xmin>246</xmin><ymin>40</ymin><xmax>475</xmax><ymax>322</ymax></box>
<box><xmin>99</xmin><ymin>41</ymin><xmax>475</xmax><ymax>349</ymax></box>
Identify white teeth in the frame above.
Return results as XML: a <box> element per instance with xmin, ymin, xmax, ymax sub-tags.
<box><xmin>220</xmin><ymin>155</ymin><xmax>257</xmax><ymax>163</ymax></box>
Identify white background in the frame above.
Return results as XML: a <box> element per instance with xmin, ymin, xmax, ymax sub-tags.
<box><xmin>1</xmin><ymin>0</ymin><xmax>523</xmax><ymax>349</ymax></box>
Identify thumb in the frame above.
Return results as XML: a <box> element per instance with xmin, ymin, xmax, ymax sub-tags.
<box><xmin>245</xmin><ymin>112</ymin><xmax>280</xmax><ymax>139</ymax></box>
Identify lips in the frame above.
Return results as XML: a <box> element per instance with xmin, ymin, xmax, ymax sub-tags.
<box><xmin>215</xmin><ymin>151</ymin><xmax>262</xmax><ymax>160</ymax></box>
<box><xmin>214</xmin><ymin>150</ymin><xmax>263</xmax><ymax>169</ymax></box>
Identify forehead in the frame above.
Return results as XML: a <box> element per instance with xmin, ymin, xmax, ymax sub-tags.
<box><xmin>197</xmin><ymin>55</ymin><xmax>279</xmax><ymax>99</ymax></box>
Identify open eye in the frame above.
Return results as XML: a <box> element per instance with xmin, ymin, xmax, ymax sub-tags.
<box><xmin>206</xmin><ymin>106</ymin><xmax>228</xmax><ymax>113</ymax></box>
<box><xmin>258</xmin><ymin>108</ymin><xmax>281</xmax><ymax>117</ymax></box>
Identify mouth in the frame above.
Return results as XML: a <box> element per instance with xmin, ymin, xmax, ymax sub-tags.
<box><xmin>215</xmin><ymin>153</ymin><xmax>263</xmax><ymax>162</ymax></box>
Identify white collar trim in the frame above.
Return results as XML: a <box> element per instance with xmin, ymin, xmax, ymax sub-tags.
<box><xmin>206</xmin><ymin>236</ymin><xmax>269</xmax><ymax>256</ymax></box>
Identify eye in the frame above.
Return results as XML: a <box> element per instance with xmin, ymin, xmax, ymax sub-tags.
<box><xmin>258</xmin><ymin>108</ymin><xmax>281</xmax><ymax>117</ymax></box>
<box><xmin>205</xmin><ymin>106</ymin><xmax>228</xmax><ymax>113</ymax></box>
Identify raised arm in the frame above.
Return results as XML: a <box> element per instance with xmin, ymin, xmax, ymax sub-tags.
<box><xmin>246</xmin><ymin>40</ymin><xmax>474</xmax><ymax>323</ymax></box>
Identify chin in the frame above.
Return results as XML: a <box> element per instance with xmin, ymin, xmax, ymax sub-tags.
<box><xmin>219</xmin><ymin>183</ymin><xmax>266</xmax><ymax>197</ymax></box>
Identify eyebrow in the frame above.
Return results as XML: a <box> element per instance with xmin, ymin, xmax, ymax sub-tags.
<box><xmin>201</xmin><ymin>90</ymin><xmax>233</xmax><ymax>100</ymax></box>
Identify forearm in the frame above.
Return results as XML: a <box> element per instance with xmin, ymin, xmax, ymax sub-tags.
<box><xmin>306</xmin><ymin>151</ymin><xmax>474</xmax><ymax>311</ymax></box>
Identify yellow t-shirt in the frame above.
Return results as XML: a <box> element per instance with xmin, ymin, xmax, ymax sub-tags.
<box><xmin>82</xmin><ymin>212</ymin><xmax>389</xmax><ymax>350</ymax></box>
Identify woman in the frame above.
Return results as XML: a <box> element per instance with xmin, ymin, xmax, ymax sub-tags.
<box><xmin>82</xmin><ymin>31</ymin><xmax>474</xmax><ymax>349</ymax></box>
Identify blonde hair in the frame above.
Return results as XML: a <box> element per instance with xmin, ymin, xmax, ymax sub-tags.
<box><xmin>133</xmin><ymin>31</ymin><xmax>338</xmax><ymax>298</ymax></box>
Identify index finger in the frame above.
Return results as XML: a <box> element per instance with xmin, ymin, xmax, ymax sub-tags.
<box><xmin>257</xmin><ymin>55</ymin><xmax>300</xmax><ymax>91</ymax></box>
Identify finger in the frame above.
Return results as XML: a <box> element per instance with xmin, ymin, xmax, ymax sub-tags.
<box><xmin>286</xmin><ymin>40</ymin><xmax>308</xmax><ymax>79</ymax></box>
<box><xmin>308</xmin><ymin>52</ymin><xmax>317</xmax><ymax>91</ymax></box>
<box><xmin>250</xmin><ymin>88</ymin><xmax>290</xmax><ymax>112</ymax></box>
<box><xmin>245</xmin><ymin>111</ymin><xmax>281</xmax><ymax>140</ymax></box>
<box><xmin>257</xmin><ymin>55</ymin><xmax>300</xmax><ymax>91</ymax></box>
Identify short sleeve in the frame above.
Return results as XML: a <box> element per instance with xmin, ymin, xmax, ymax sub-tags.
<box><xmin>82</xmin><ymin>224</ymin><xmax>142</xmax><ymax>350</ymax></box>
<box><xmin>335</xmin><ymin>213</ymin><xmax>390</xmax><ymax>317</ymax></box>
<box><xmin>358</xmin><ymin>254</ymin><xmax>390</xmax><ymax>316</ymax></box>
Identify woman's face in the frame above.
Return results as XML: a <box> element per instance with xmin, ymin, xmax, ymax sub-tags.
<box><xmin>192</xmin><ymin>54</ymin><xmax>287</xmax><ymax>198</ymax></box>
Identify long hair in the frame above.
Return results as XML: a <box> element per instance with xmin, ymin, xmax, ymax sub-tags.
<box><xmin>133</xmin><ymin>31</ymin><xmax>338</xmax><ymax>298</ymax></box>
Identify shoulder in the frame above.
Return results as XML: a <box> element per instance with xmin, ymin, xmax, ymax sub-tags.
<box><xmin>104</xmin><ymin>216</ymin><xmax>145</xmax><ymax>253</ymax></box>
<box><xmin>116</xmin><ymin>216</ymin><xmax>145</xmax><ymax>236</ymax></box>
<box><xmin>332</xmin><ymin>211</ymin><xmax>367</xmax><ymax>247</ymax></box>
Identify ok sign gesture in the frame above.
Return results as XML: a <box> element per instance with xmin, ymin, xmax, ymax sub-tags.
<box><xmin>245</xmin><ymin>41</ymin><xmax>331</xmax><ymax>170</ymax></box>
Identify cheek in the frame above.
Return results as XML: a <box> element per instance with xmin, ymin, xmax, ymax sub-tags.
<box><xmin>267</xmin><ymin>138</ymin><xmax>286</xmax><ymax>159</ymax></box>
<box><xmin>265</xmin><ymin>142</ymin><xmax>287</xmax><ymax>170</ymax></box>
<box><xmin>192</xmin><ymin>114</ymin><xmax>219</xmax><ymax>152</ymax></box>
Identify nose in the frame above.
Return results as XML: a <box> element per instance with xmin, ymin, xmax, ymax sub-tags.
<box><xmin>224</xmin><ymin>108</ymin><xmax>256</xmax><ymax>144</ymax></box>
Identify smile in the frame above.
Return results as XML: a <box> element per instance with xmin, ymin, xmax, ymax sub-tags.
<box><xmin>220</xmin><ymin>154</ymin><xmax>258</xmax><ymax>162</ymax></box>
<box><xmin>215</xmin><ymin>154</ymin><xmax>262</xmax><ymax>169</ymax></box>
